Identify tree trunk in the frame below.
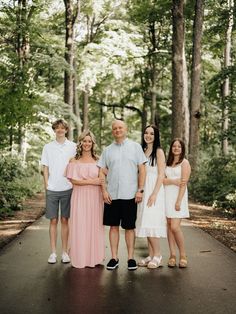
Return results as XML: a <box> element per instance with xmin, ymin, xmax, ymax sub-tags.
<box><xmin>64</xmin><ymin>0</ymin><xmax>74</xmax><ymax>140</ymax></box>
<box><xmin>171</xmin><ymin>0</ymin><xmax>185</xmax><ymax>139</ymax></box>
<box><xmin>141</xmin><ymin>102</ymin><xmax>148</xmax><ymax>143</ymax></box>
<box><xmin>83</xmin><ymin>86</ymin><xmax>89</xmax><ymax>131</ymax></box>
<box><xmin>182</xmin><ymin>43</ymin><xmax>189</xmax><ymax>155</ymax></box>
<box><xmin>189</xmin><ymin>0</ymin><xmax>204</xmax><ymax>174</ymax></box>
<box><xmin>73</xmin><ymin>57</ymin><xmax>81</xmax><ymax>138</ymax></box>
<box><xmin>9</xmin><ymin>126</ymin><xmax>13</xmax><ymax>153</ymax></box>
<box><xmin>222</xmin><ymin>0</ymin><xmax>234</xmax><ymax>155</ymax></box>
<box><xmin>16</xmin><ymin>0</ymin><xmax>30</xmax><ymax>155</ymax></box>
<box><xmin>151</xmin><ymin>65</ymin><xmax>157</xmax><ymax>125</ymax></box>
<box><xmin>149</xmin><ymin>21</ymin><xmax>158</xmax><ymax>125</ymax></box>
<box><xmin>16</xmin><ymin>0</ymin><xmax>30</xmax><ymax>67</ymax></box>
<box><xmin>99</xmin><ymin>105</ymin><xmax>103</xmax><ymax>148</ymax></box>
<box><xmin>140</xmin><ymin>71</ymin><xmax>148</xmax><ymax>140</ymax></box>
<box><xmin>63</xmin><ymin>0</ymin><xmax>80</xmax><ymax>140</ymax></box>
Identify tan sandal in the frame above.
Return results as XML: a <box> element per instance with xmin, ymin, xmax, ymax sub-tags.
<box><xmin>168</xmin><ymin>256</ymin><xmax>176</xmax><ymax>268</ymax></box>
<box><xmin>138</xmin><ymin>256</ymin><xmax>152</xmax><ymax>267</ymax></box>
<box><xmin>179</xmin><ymin>256</ymin><xmax>187</xmax><ymax>268</ymax></box>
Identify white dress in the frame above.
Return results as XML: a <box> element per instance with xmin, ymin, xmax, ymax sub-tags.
<box><xmin>136</xmin><ymin>161</ymin><xmax>167</xmax><ymax>238</ymax></box>
<box><xmin>165</xmin><ymin>163</ymin><xmax>189</xmax><ymax>218</ymax></box>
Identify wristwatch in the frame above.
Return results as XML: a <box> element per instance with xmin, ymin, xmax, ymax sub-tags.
<box><xmin>137</xmin><ymin>189</ymin><xmax>144</xmax><ymax>193</ymax></box>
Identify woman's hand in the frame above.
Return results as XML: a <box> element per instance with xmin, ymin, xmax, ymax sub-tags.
<box><xmin>175</xmin><ymin>201</ymin><xmax>181</xmax><ymax>211</ymax></box>
<box><xmin>173</xmin><ymin>179</ymin><xmax>181</xmax><ymax>186</ymax></box>
<box><xmin>103</xmin><ymin>191</ymin><xmax>112</xmax><ymax>204</ymax></box>
<box><xmin>147</xmin><ymin>193</ymin><xmax>157</xmax><ymax>207</ymax></box>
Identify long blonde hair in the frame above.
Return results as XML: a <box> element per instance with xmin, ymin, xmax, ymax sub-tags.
<box><xmin>75</xmin><ymin>130</ymin><xmax>98</xmax><ymax>160</ymax></box>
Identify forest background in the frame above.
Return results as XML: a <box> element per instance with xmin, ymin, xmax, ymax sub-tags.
<box><xmin>0</xmin><ymin>0</ymin><xmax>235</xmax><ymax>217</ymax></box>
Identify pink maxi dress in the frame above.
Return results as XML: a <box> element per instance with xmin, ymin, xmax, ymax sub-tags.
<box><xmin>65</xmin><ymin>161</ymin><xmax>105</xmax><ymax>268</ymax></box>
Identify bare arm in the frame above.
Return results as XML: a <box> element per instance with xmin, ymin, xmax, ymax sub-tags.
<box><xmin>42</xmin><ymin>165</ymin><xmax>49</xmax><ymax>190</ymax></box>
<box><xmin>99</xmin><ymin>168</ymin><xmax>112</xmax><ymax>204</ymax></box>
<box><xmin>147</xmin><ymin>149</ymin><xmax>165</xmax><ymax>207</ymax></box>
<box><xmin>135</xmin><ymin>163</ymin><xmax>146</xmax><ymax>203</ymax></box>
<box><xmin>70</xmin><ymin>177</ymin><xmax>102</xmax><ymax>186</ymax></box>
<box><xmin>175</xmin><ymin>159</ymin><xmax>191</xmax><ymax>211</ymax></box>
<box><xmin>163</xmin><ymin>177</ymin><xmax>181</xmax><ymax>186</ymax></box>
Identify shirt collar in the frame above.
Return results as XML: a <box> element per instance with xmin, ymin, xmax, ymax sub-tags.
<box><xmin>114</xmin><ymin>138</ymin><xmax>128</xmax><ymax>146</ymax></box>
<box><xmin>54</xmin><ymin>138</ymin><xmax>68</xmax><ymax>146</ymax></box>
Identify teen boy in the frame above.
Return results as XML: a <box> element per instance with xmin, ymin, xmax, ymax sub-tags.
<box><xmin>41</xmin><ymin>119</ymin><xmax>76</xmax><ymax>264</ymax></box>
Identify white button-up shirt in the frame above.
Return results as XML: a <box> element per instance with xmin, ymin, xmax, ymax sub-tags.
<box><xmin>98</xmin><ymin>138</ymin><xmax>147</xmax><ymax>200</ymax></box>
<box><xmin>41</xmin><ymin>139</ymin><xmax>76</xmax><ymax>191</ymax></box>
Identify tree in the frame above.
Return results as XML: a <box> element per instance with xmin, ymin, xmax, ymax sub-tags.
<box><xmin>63</xmin><ymin>0</ymin><xmax>80</xmax><ymax>139</ymax></box>
<box><xmin>222</xmin><ymin>0</ymin><xmax>234</xmax><ymax>155</ymax></box>
<box><xmin>171</xmin><ymin>0</ymin><xmax>186</xmax><ymax>140</ymax></box>
<box><xmin>189</xmin><ymin>0</ymin><xmax>205</xmax><ymax>174</ymax></box>
<box><xmin>128</xmin><ymin>0</ymin><xmax>172</xmax><ymax>129</ymax></box>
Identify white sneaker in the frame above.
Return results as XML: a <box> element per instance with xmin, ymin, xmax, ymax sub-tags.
<box><xmin>48</xmin><ymin>253</ymin><xmax>57</xmax><ymax>264</ymax></box>
<box><xmin>61</xmin><ymin>252</ymin><xmax>70</xmax><ymax>264</ymax></box>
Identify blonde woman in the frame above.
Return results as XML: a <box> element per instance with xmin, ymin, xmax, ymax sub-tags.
<box><xmin>65</xmin><ymin>130</ymin><xmax>105</xmax><ymax>268</ymax></box>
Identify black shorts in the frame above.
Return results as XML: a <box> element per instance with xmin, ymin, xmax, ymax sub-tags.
<box><xmin>103</xmin><ymin>199</ymin><xmax>137</xmax><ymax>230</ymax></box>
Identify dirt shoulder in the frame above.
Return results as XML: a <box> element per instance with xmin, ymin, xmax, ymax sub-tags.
<box><xmin>0</xmin><ymin>192</ymin><xmax>45</xmax><ymax>249</ymax></box>
<box><xmin>0</xmin><ymin>193</ymin><xmax>235</xmax><ymax>253</ymax></box>
<box><xmin>189</xmin><ymin>203</ymin><xmax>236</xmax><ymax>253</ymax></box>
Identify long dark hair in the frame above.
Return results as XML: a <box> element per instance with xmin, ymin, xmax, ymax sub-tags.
<box><xmin>166</xmin><ymin>138</ymin><xmax>185</xmax><ymax>166</ymax></box>
<box><xmin>142</xmin><ymin>124</ymin><xmax>161</xmax><ymax>166</ymax></box>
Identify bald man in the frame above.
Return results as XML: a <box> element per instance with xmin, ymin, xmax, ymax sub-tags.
<box><xmin>98</xmin><ymin>120</ymin><xmax>147</xmax><ymax>270</ymax></box>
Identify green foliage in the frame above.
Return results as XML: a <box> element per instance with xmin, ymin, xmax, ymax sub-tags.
<box><xmin>189</xmin><ymin>155</ymin><xmax>236</xmax><ymax>216</ymax></box>
<box><xmin>0</xmin><ymin>0</ymin><xmax>236</xmax><ymax>215</ymax></box>
<box><xmin>0</xmin><ymin>156</ymin><xmax>43</xmax><ymax>216</ymax></box>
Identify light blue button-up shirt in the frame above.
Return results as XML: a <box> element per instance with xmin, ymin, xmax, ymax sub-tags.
<box><xmin>98</xmin><ymin>138</ymin><xmax>147</xmax><ymax>200</ymax></box>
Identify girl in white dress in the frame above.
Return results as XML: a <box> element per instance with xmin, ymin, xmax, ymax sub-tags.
<box><xmin>164</xmin><ymin>138</ymin><xmax>191</xmax><ymax>268</ymax></box>
<box><xmin>136</xmin><ymin>125</ymin><xmax>167</xmax><ymax>269</ymax></box>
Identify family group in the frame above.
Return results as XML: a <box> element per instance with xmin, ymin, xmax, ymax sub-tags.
<box><xmin>41</xmin><ymin>119</ymin><xmax>191</xmax><ymax>270</ymax></box>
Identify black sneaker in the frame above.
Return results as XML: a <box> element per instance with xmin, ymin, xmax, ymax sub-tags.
<box><xmin>106</xmin><ymin>258</ymin><xmax>119</xmax><ymax>270</ymax></box>
<box><xmin>128</xmin><ymin>259</ymin><xmax>138</xmax><ymax>271</ymax></box>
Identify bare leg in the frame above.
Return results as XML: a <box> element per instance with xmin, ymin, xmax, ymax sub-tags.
<box><xmin>109</xmin><ymin>226</ymin><xmax>119</xmax><ymax>260</ymax></box>
<box><xmin>49</xmin><ymin>218</ymin><xmax>58</xmax><ymax>253</ymax></box>
<box><xmin>147</xmin><ymin>239</ymin><xmax>153</xmax><ymax>257</ymax></box>
<box><xmin>125</xmin><ymin>229</ymin><xmax>135</xmax><ymax>260</ymax></box>
<box><xmin>170</xmin><ymin>218</ymin><xmax>186</xmax><ymax>258</ymax></box>
<box><xmin>148</xmin><ymin>237</ymin><xmax>161</xmax><ymax>257</ymax></box>
<box><xmin>167</xmin><ymin>218</ymin><xmax>177</xmax><ymax>257</ymax></box>
<box><xmin>61</xmin><ymin>217</ymin><xmax>69</xmax><ymax>253</ymax></box>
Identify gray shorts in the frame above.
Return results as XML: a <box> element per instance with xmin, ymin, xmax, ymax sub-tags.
<box><xmin>45</xmin><ymin>189</ymin><xmax>72</xmax><ymax>219</ymax></box>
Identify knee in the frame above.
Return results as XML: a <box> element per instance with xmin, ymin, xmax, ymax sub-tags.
<box><xmin>50</xmin><ymin>218</ymin><xmax>58</xmax><ymax>226</ymax></box>
<box><xmin>170</xmin><ymin>225</ymin><xmax>180</xmax><ymax>234</ymax></box>
<box><xmin>125</xmin><ymin>229</ymin><xmax>134</xmax><ymax>235</ymax></box>
<box><xmin>61</xmin><ymin>217</ymin><xmax>68</xmax><ymax>225</ymax></box>
<box><xmin>110</xmin><ymin>226</ymin><xmax>119</xmax><ymax>233</ymax></box>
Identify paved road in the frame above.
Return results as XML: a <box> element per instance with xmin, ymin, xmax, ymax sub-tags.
<box><xmin>0</xmin><ymin>217</ymin><xmax>235</xmax><ymax>314</ymax></box>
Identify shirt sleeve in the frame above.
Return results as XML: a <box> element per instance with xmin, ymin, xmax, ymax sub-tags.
<box><xmin>97</xmin><ymin>149</ymin><xmax>107</xmax><ymax>168</ymax></box>
<box><xmin>136</xmin><ymin>144</ymin><xmax>148</xmax><ymax>165</ymax></box>
<box><xmin>41</xmin><ymin>145</ymin><xmax>49</xmax><ymax>166</ymax></box>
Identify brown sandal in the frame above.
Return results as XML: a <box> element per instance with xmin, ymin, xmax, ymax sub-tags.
<box><xmin>167</xmin><ymin>256</ymin><xmax>176</xmax><ymax>268</ymax></box>
<box><xmin>179</xmin><ymin>256</ymin><xmax>187</xmax><ymax>268</ymax></box>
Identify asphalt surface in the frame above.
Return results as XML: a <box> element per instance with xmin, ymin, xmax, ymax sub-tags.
<box><xmin>0</xmin><ymin>217</ymin><xmax>235</xmax><ymax>314</ymax></box>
